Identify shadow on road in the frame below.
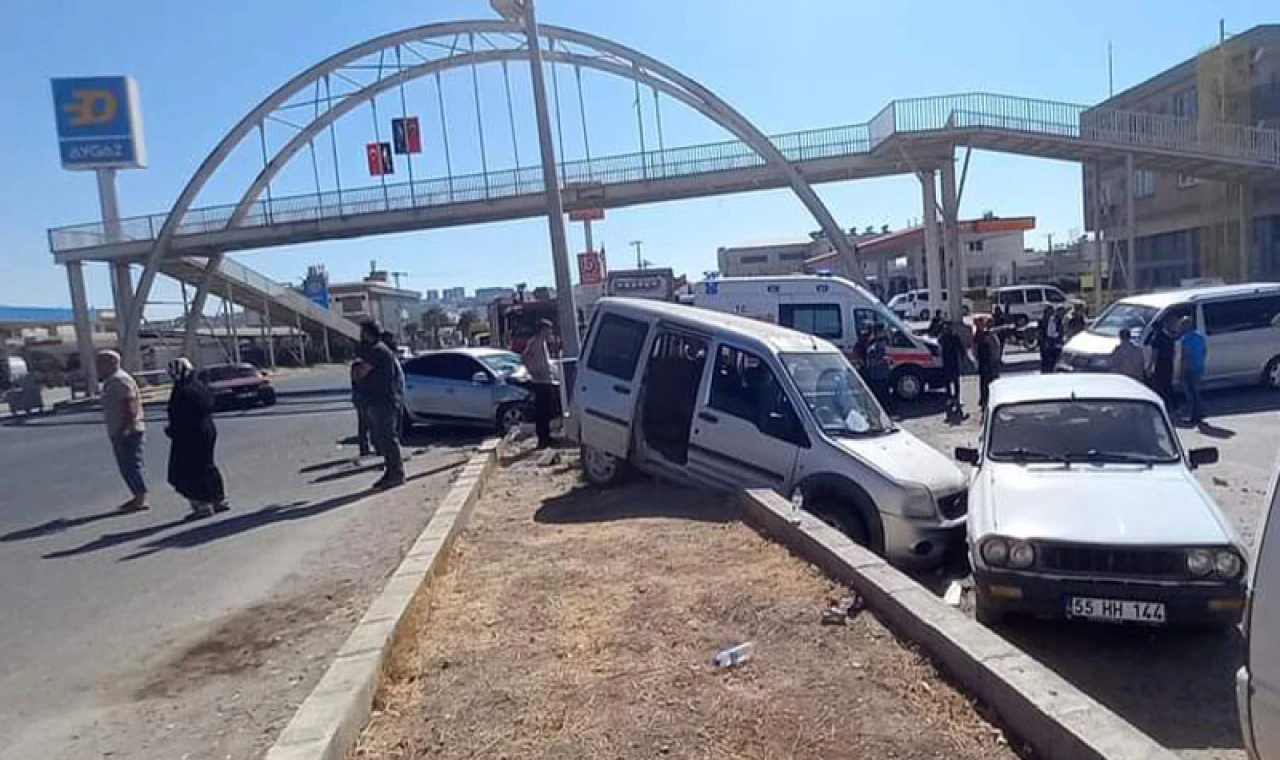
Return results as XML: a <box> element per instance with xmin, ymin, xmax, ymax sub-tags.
<box><xmin>0</xmin><ymin>507</ymin><xmax>135</xmax><ymax>543</ymax></box>
<box><xmin>996</xmin><ymin>617</ymin><xmax>1243</xmax><ymax>752</ymax></box>
<box><xmin>534</xmin><ymin>479</ymin><xmax>739</xmax><ymax>525</ymax></box>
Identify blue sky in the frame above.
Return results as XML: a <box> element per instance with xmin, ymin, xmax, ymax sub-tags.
<box><xmin>0</xmin><ymin>0</ymin><xmax>1271</xmax><ymax>314</ymax></box>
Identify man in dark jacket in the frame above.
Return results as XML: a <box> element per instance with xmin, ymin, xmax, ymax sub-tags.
<box><xmin>1145</xmin><ymin>316</ymin><xmax>1177</xmax><ymax>409</ymax></box>
<box><xmin>356</xmin><ymin>321</ymin><xmax>404</xmax><ymax>489</ymax></box>
<box><xmin>938</xmin><ymin>320</ymin><xmax>965</xmax><ymax>415</ymax></box>
<box><xmin>1037</xmin><ymin>305</ymin><xmax>1063</xmax><ymax>373</ymax></box>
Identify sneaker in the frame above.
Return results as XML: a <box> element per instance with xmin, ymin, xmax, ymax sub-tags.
<box><xmin>373</xmin><ymin>474</ymin><xmax>406</xmax><ymax>491</ymax></box>
<box><xmin>188</xmin><ymin>502</ymin><xmax>214</xmax><ymax>519</ymax></box>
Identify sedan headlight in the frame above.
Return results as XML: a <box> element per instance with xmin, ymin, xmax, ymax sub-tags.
<box><xmin>1186</xmin><ymin>548</ymin><xmax>1214</xmax><ymax>577</ymax></box>
<box><xmin>1008</xmin><ymin>541</ymin><xmax>1036</xmax><ymax>569</ymax></box>
<box><xmin>1214</xmin><ymin>550</ymin><xmax>1244</xmax><ymax>579</ymax></box>
<box><xmin>980</xmin><ymin>537</ymin><xmax>1010</xmax><ymax>567</ymax></box>
<box><xmin>900</xmin><ymin>482</ymin><xmax>937</xmax><ymax>520</ymax></box>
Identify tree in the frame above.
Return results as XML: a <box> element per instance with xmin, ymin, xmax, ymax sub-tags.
<box><xmin>421</xmin><ymin>306</ymin><xmax>451</xmax><ymax>349</ymax></box>
<box><xmin>456</xmin><ymin>310</ymin><xmax>484</xmax><ymax>345</ymax></box>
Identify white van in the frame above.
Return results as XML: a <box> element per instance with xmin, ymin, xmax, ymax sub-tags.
<box><xmin>1060</xmin><ymin>284</ymin><xmax>1280</xmax><ymax>389</ymax></box>
<box><xmin>688</xmin><ymin>275</ymin><xmax>944</xmax><ymax>401</ymax></box>
<box><xmin>568</xmin><ymin>297</ymin><xmax>969</xmax><ymax>568</ymax></box>
<box><xmin>1238</xmin><ymin>456</ymin><xmax>1280</xmax><ymax>758</ymax></box>
<box><xmin>991</xmin><ymin>284</ymin><xmax>1084</xmax><ymax>324</ymax></box>
<box><xmin>888</xmin><ymin>289</ymin><xmax>974</xmax><ymax>322</ymax></box>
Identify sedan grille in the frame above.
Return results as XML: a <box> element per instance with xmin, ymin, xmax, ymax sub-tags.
<box><xmin>938</xmin><ymin>491</ymin><xmax>967</xmax><ymax>520</ymax></box>
<box><xmin>1037</xmin><ymin>543</ymin><xmax>1185</xmax><ymax>579</ymax></box>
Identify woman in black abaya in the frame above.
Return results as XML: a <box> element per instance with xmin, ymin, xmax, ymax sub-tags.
<box><xmin>165</xmin><ymin>358</ymin><xmax>228</xmax><ymax>518</ymax></box>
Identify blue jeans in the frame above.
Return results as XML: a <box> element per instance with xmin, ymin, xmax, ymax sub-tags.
<box><xmin>111</xmin><ymin>431</ymin><xmax>148</xmax><ymax>497</ymax></box>
<box><xmin>1181</xmin><ymin>371</ymin><xmax>1204</xmax><ymax>423</ymax></box>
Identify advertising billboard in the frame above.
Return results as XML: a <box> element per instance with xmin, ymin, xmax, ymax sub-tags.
<box><xmin>50</xmin><ymin>76</ymin><xmax>146</xmax><ymax>170</ymax></box>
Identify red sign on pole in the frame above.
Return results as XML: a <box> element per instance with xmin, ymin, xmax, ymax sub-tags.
<box><xmin>568</xmin><ymin>207</ymin><xmax>605</xmax><ymax>222</ymax></box>
<box><xmin>577</xmin><ymin>251</ymin><xmax>605</xmax><ymax>285</ymax></box>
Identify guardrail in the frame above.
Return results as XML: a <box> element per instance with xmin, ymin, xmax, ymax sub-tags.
<box><xmin>49</xmin><ymin>92</ymin><xmax>1280</xmax><ymax>254</ymax></box>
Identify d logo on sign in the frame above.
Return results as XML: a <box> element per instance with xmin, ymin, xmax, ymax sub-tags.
<box><xmin>64</xmin><ymin>89</ymin><xmax>118</xmax><ymax>126</ymax></box>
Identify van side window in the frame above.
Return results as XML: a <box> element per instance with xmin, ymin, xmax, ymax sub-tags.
<box><xmin>586</xmin><ymin>314</ymin><xmax>649</xmax><ymax>380</ymax></box>
<box><xmin>778</xmin><ymin>303</ymin><xmax>842</xmax><ymax>340</ymax></box>
<box><xmin>999</xmin><ymin>290</ymin><xmax>1026</xmax><ymax>306</ymax></box>
<box><xmin>1026</xmin><ymin>289</ymin><xmax>1044</xmax><ymax>304</ymax></box>
<box><xmin>1204</xmin><ymin>296</ymin><xmax>1280</xmax><ymax>335</ymax></box>
<box><xmin>1045</xmin><ymin>289</ymin><xmax>1066</xmax><ymax>304</ymax></box>
<box><xmin>708</xmin><ymin>345</ymin><xmax>805</xmax><ymax>445</ymax></box>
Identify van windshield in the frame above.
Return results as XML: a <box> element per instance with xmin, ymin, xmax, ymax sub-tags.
<box><xmin>781</xmin><ymin>353</ymin><xmax>894</xmax><ymax>436</ymax></box>
<box><xmin>1089</xmin><ymin>303</ymin><xmax>1160</xmax><ymax>337</ymax></box>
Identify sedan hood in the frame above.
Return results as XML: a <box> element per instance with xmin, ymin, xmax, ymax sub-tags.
<box><xmin>834</xmin><ymin>430</ymin><xmax>966</xmax><ymax>495</ymax></box>
<box><xmin>1063</xmin><ymin>330</ymin><xmax>1120</xmax><ymax>359</ymax></box>
<box><xmin>982</xmin><ymin>464</ymin><xmax>1231</xmax><ymax>545</ymax></box>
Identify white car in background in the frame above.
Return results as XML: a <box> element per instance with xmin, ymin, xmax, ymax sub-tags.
<box><xmin>957</xmin><ymin>374</ymin><xmax>1245</xmax><ymax>628</ymax></box>
<box><xmin>401</xmin><ymin>348</ymin><xmax>533</xmax><ymax>432</ymax></box>
<box><xmin>888</xmin><ymin>289</ymin><xmax>974</xmax><ymax>321</ymax></box>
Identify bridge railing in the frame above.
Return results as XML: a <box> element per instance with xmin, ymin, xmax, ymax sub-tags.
<box><xmin>48</xmin><ymin>92</ymin><xmax>1280</xmax><ymax>255</ymax></box>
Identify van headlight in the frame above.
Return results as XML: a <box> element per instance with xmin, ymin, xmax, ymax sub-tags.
<box><xmin>900</xmin><ymin>482</ymin><xmax>937</xmax><ymax>519</ymax></box>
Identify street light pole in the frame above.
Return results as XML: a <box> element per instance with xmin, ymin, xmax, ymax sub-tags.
<box><xmin>495</xmin><ymin>0</ymin><xmax>580</xmax><ymax>357</ymax></box>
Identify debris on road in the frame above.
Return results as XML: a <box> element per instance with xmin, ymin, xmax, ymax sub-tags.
<box><xmin>944</xmin><ymin>580</ymin><xmax>966</xmax><ymax>608</ymax></box>
<box><xmin>712</xmin><ymin>641</ymin><xmax>755</xmax><ymax>668</ymax></box>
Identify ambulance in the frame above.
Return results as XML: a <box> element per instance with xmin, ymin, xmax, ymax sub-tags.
<box><xmin>686</xmin><ymin>275</ymin><xmax>944</xmax><ymax>401</ymax></box>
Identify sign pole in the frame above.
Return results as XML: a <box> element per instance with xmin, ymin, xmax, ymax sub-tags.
<box><xmin>96</xmin><ymin>167</ymin><xmax>139</xmax><ymax>369</ymax></box>
<box><xmin>583</xmin><ymin>218</ymin><xmax>594</xmax><ymax>254</ymax></box>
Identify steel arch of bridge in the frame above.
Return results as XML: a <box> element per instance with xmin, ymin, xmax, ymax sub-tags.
<box><xmin>120</xmin><ymin>19</ymin><xmax>860</xmax><ymax>363</ymax></box>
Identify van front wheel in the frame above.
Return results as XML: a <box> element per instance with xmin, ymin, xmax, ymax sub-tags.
<box><xmin>892</xmin><ymin>367</ymin><xmax>925</xmax><ymax>402</ymax></box>
<box><xmin>805</xmin><ymin>497</ymin><xmax>870</xmax><ymax>548</ymax></box>
<box><xmin>1264</xmin><ymin>356</ymin><xmax>1280</xmax><ymax>390</ymax></box>
<box><xmin>581</xmin><ymin>445</ymin><xmax>625</xmax><ymax>487</ymax></box>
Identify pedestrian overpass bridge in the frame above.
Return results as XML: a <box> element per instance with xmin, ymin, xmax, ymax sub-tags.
<box><xmin>47</xmin><ymin>18</ymin><xmax>1280</xmax><ymax>378</ymax></box>
<box><xmin>51</xmin><ymin>91</ymin><xmax>1280</xmax><ymax>262</ymax></box>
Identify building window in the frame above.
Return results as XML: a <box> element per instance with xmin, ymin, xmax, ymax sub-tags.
<box><xmin>966</xmin><ymin>240</ymin><xmax>985</xmax><ymax>252</ymax></box>
<box><xmin>340</xmin><ymin>297</ymin><xmax>365</xmax><ymax>315</ymax></box>
<box><xmin>1177</xmin><ymin>173</ymin><xmax>1200</xmax><ymax>189</ymax></box>
<box><xmin>1132</xmin><ymin>170</ymin><xmax>1155</xmax><ymax>199</ymax></box>
<box><xmin>738</xmin><ymin>254</ymin><xmax>768</xmax><ymax>264</ymax></box>
<box><xmin>1174</xmin><ymin>88</ymin><xmax>1198</xmax><ymax>120</ymax></box>
<box><xmin>778</xmin><ymin>252</ymin><xmax>808</xmax><ymax>261</ymax></box>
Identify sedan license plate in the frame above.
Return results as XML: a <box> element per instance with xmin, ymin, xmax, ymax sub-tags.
<box><xmin>1066</xmin><ymin>596</ymin><xmax>1166</xmax><ymax>624</ymax></box>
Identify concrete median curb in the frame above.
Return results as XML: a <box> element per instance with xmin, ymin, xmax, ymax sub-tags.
<box><xmin>739</xmin><ymin>488</ymin><xmax>1179</xmax><ymax>760</ymax></box>
<box><xmin>262</xmin><ymin>438</ymin><xmax>500</xmax><ymax>760</ymax></box>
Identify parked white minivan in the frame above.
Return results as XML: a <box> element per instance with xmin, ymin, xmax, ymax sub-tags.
<box><xmin>1059</xmin><ymin>283</ymin><xmax>1280</xmax><ymax>389</ymax></box>
<box><xmin>688</xmin><ymin>275</ymin><xmax>945</xmax><ymax>402</ymax></box>
<box><xmin>888</xmin><ymin>289</ymin><xmax>974</xmax><ymax>322</ymax></box>
<box><xmin>567</xmin><ymin>297</ymin><xmax>969</xmax><ymax>568</ymax></box>
<box><xmin>991</xmin><ymin>284</ymin><xmax>1084</xmax><ymax>325</ymax></box>
<box><xmin>1239</xmin><ymin>456</ymin><xmax>1280</xmax><ymax>759</ymax></box>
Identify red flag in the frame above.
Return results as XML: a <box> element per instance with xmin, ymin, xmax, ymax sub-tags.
<box><xmin>405</xmin><ymin>117</ymin><xmax>422</xmax><ymax>154</ymax></box>
<box><xmin>365</xmin><ymin>142</ymin><xmax>383</xmax><ymax>175</ymax></box>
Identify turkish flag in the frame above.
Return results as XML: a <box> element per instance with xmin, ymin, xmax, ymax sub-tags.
<box><xmin>405</xmin><ymin>116</ymin><xmax>422</xmax><ymax>154</ymax></box>
<box><xmin>366</xmin><ymin>142</ymin><xmax>383</xmax><ymax>175</ymax></box>
<box><xmin>379</xmin><ymin>142</ymin><xmax>394</xmax><ymax>175</ymax></box>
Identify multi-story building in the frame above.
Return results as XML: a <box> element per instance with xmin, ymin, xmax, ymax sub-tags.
<box><xmin>718</xmin><ymin>216</ymin><xmax>1035</xmax><ymax>295</ymax></box>
<box><xmin>424</xmin><ymin>289</ymin><xmax>440</xmax><ymax>303</ymax></box>
<box><xmin>1083</xmin><ymin>24</ymin><xmax>1280</xmax><ymax>289</ymax></box>
<box><xmin>474</xmin><ymin>286</ymin><xmax>515</xmax><ymax>305</ymax></box>
<box><xmin>441</xmin><ymin>286</ymin><xmax>467</xmax><ymax>303</ymax></box>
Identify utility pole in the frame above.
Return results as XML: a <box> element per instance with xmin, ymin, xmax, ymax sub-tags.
<box><xmin>630</xmin><ymin>239</ymin><xmax>644</xmax><ymax>269</ymax></box>
<box><xmin>491</xmin><ymin>0</ymin><xmax>580</xmax><ymax>357</ymax></box>
<box><xmin>391</xmin><ymin>271</ymin><xmax>409</xmax><ymax>290</ymax></box>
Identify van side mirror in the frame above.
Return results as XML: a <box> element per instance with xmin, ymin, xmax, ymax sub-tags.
<box><xmin>1188</xmin><ymin>447</ymin><xmax>1219</xmax><ymax>468</ymax></box>
<box><xmin>954</xmin><ymin>446</ymin><xmax>980</xmax><ymax>465</ymax></box>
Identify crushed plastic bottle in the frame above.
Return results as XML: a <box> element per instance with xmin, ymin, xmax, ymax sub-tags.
<box><xmin>712</xmin><ymin>641</ymin><xmax>755</xmax><ymax>669</ymax></box>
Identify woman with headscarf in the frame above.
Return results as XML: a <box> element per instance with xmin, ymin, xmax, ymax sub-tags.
<box><xmin>165</xmin><ymin>358</ymin><xmax>228</xmax><ymax>518</ymax></box>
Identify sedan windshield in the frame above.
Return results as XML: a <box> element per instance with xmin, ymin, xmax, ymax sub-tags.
<box><xmin>988</xmin><ymin>400</ymin><xmax>1180</xmax><ymax>463</ymax></box>
<box><xmin>477</xmin><ymin>352</ymin><xmax>523</xmax><ymax>376</ymax></box>
<box><xmin>781</xmin><ymin>353</ymin><xmax>893</xmax><ymax>436</ymax></box>
<box><xmin>1089</xmin><ymin>303</ymin><xmax>1159</xmax><ymax>337</ymax></box>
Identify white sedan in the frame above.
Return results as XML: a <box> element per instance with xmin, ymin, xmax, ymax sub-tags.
<box><xmin>956</xmin><ymin>374</ymin><xmax>1246</xmax><ymax>628</ymax></box>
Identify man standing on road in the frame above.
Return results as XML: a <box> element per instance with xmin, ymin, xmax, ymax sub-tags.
<box><xmin>356</xmin><ymin>322</ymin><xmax>404</xmax><ymax>489</ymax></box>
<box><xmin>521</xmin><ymin>319</ymin><xmax>558</xmax><ymax>449</ymax></box>
<box><xmin>1037</xmin><ymin>305</ymin><xmax>1063</xmax><ymax>374</ymax></box>
<box><xmin>1109</xmin><ymin>328</ymin><xmax>1146</xmax><ymax>382</ymax></box>
<box><xmin>1178</xmin><ymin>317</ymin><xmax>1208</xmax><ymax>426</ymax></box>
<box><xmin>1145</xmin><ymin>317</ymin><xmax>1177</xmax><ymax>409</ymax></box>
<box><xmin>938</xmin><ymin>320</ymin><xmax>964</xmax><ymax>417</ymax></box>
<box><xmin>96</xmin><ymin>350</ymin><xmax>149</xmax><ymax>513</ymax></box>
<box><xmin>974</xmin><ymin>317</ymin><xmax>1001</xmax><ymax>414</ymax></box>
<box><xmin>350</xmin><ymin>359</ymin><xmax>374</xmax><ymax>459</ymax></box>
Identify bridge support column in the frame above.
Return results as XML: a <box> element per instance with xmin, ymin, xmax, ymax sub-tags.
<box><xmin>1125</xmin><ymin>154</ymin><xmax>1136</xmax><ymax>292</ymax></box>
<box><xmin>109</xmin><ymin>262</ymin><xmax>135</xmax><ymax>361</ymax></box>
<box><xmin>66</xmin><ymin>261</ymin><xmax>99</xmax><ymax>398</ymax></box>
<box><xmin>919</xmin><ymin>170</ymin><xmax>942</xmax><ymax>315</ymax></box>
<box><xmin>224</xmin><ymin>281</ymin><xmax>241</xmax><ymax>364</ymax></box>
<box><xmin>939</xmin><ymin>155</ymin><xmax>964</xmax><ymax>325</ymax></box>
<box><xmin>1090</xmin><ymin>163</ymin><xmax>1105</xmax><ymax>316</ymax></box>
<box><xmin>322</xmin><ymin>328</ymin><xmax>332</xmax><ymax>364</ymax></box>
<box><xmin>263</xmin><ymin>295</ymin><xmax>276</xmax><ymax>369</ymax></box>
<box><xmin>183</xmin><ymin>254</ymin><xmax>224</xmax><ymax>362</ymax></box>
<box><xmin>1238</xmin><ymin>184</ymin><xmax>1252</xmax><ymax>281</ymax></box>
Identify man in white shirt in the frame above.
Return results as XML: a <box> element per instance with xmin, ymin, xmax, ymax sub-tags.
<box><xmin>96</xmin><ymin>350</ymin><xmax>149</xmax><ymax>512</ymax></box>
<box><xmin>521</xmin><ymin>319</ymin><xmax>558</xmax><ymax>449</ymax></box>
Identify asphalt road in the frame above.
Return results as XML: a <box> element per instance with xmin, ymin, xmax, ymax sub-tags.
<box><xmin>0</xmin><ymin>366</ymin><xmax>478</xmax><ymax>760</ymax></box>
<box><xmin>901</xmin><ymin>374</ymin><xmax>1280</xmax><ymax>760</ymax></box>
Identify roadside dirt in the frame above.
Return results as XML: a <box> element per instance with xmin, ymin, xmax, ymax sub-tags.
<box><xmin>355</xmin><ymin>448</ymin><xmax>1021</xmax><ymax>759</ymax></box>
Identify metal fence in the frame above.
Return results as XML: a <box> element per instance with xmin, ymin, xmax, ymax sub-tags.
<box><xmin>49</xmin><ymin>92</ymin><xmax>1280</xmax><ymax>254</ymax></box>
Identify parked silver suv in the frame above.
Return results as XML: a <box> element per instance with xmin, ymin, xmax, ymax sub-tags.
<box><xmin>401</xmin><ymin>348</ymin><xmax>533</xmax><ymax>432</ymax></box>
